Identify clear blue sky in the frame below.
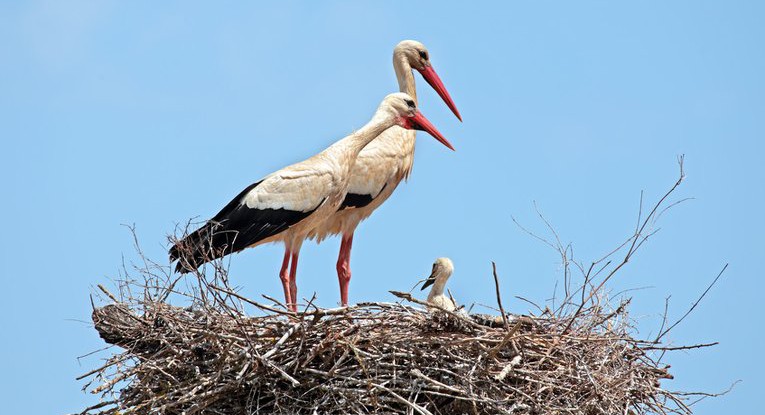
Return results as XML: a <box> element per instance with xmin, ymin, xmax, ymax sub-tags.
<box><xmin>1</xmin><ymin>1</ymin><xmax>762</xmax><ymax>413</ymax></box>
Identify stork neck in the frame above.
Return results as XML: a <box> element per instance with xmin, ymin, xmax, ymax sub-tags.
<box><xmin>393</xmin><ymin>56</ymin><xmax>417</xmax><ymax>103</ymax></box>
<box><xmin>333</xmin><ymin>112</ymin><xmax>397</xmax><ymax>157</ymax></box>
<box><xmin>428</xmin><ymin>277</ymin><xmax>449</xmax><ymax>297</ymax></box>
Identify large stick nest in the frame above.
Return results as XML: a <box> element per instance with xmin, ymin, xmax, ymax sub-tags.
<box><xmin>81</xmin><ymin>281</ymin><xmax>687</xmax><ymax>415</ymax></box>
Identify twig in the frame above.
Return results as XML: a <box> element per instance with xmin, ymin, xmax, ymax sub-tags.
<box><xmin>492</xmin><ymin>262</ymin><xmax>509</xmax><ymax>330</ymax></box>
<box><xmin>644</xmin><ymin>342</ymin><xmax>719</xmax><ymax>351</ymax></box>
<box><xmin>97</xmin><ymin>284</ymin><xmax>119</xmax><ymax>304</ymax></box>
<box><xmin>562</xmin><ymin>156</ymin><xmax>686</xmax><ymax>334</ymax></box>
<box><xmin>656</xmin><ymin>263</ymin><xmax>728</xmax><ymax>342</ymax></box>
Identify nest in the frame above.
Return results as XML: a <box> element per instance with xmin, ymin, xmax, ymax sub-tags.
<box><xmin>79</xmin><ymin>278</ymin><xmax>691</xmax><ymax>415</ymax></box>
<box><xmin>77</xmin><ymin>161</ymin><xmax>714</xmax><ymax>414</ymax></box>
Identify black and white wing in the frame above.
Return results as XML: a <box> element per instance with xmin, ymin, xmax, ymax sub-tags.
<box><xmin>170</xmin><ymin>167</ymin><xmax>334</xmax><ymax>273</ymax></box>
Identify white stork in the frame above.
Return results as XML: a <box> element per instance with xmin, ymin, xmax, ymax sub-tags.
<box><xmin>308</xmin><ymin>40</ymin><xmax>461</xmax><ymax>306</ymax></box>
<box><xmin>170</xmin><ymin>93</ymin><xmax>453</xmax><ymax>312</ymax></box>
<box><xmin>421</xmin><ymin>257</ymin><xmax>456</xmax><ymax>312</ymax></box>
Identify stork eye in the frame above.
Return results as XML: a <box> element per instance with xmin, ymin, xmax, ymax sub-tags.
<box><xmin>418</xmin><ymin>50</ymin><xmax>428</xmax><ymax>60</ymax></box>
<box><xmin>405</xmin><ymin>99</ymin><xmax>415</xmax><ymax>109</ymax></box>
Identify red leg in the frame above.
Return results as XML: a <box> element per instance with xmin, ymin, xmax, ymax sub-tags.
<box><xmin>278</xmin><ymin>248</ymin><xmax>292</xmax><ymax>308</ymax></box>
<box><xmin>336</xmin><ymin>232</ymin><xmax>354</xmax><ymax>306</ymax></box>
<box><xmin>288</xmin><ymin>250</ymin><xmax>300</xmax><ymax>312</ymax></box>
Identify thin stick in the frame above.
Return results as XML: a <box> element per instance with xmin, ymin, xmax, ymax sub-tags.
<box><xmin>656</xmin><ymin>263</ymin><xmax>728</xmax><ymax>341</ymax></box>
<box><xmin>492</xmin><ymin>261</ymin><xmax>509</xmax><ymax>330</ymax></box>
<box><xmin>97</xmin><ymin>284</ymin><xmax>120</xmax><ymax>303</ymax></box>
<box><xmin>644</xmin><ymin>342</ymin><xmax>718</xmax><ymax>351</ymax></box>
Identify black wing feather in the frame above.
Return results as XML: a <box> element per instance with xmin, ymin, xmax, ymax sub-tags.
<box><xmin>170</xmin><ymin>180</ymin><xmax>322</xmax><ymax>273</ymax></box>
<box><xmin>339</xmin><ymin>183</ymin><xmax>387</xmax><ymax>210</ymax></box>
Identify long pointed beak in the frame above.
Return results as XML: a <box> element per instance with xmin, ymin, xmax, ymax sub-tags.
<box><xmin>410</xmin><ymin>111</ymin><xmax>455</xmax><ymax>151</ymax></box>
<box><xmin>421</xmin><ymin>275</ymin><xmax>436</xmax><ymax>290</ymax></box>
<box><xmin>417</xmin><ymin>64</ymin><xmax>462</xmax><ymax>122</ymax></box>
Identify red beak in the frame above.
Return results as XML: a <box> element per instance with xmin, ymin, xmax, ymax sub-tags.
<box><xmin>417</xmin><ymin>64</ymin><xmax>462</xmax><ymax>122</ymax></box>
<box><xmin>409</xmin><ymin>111</ymin><xmax>455</xmax><ymax>151</ymax></box>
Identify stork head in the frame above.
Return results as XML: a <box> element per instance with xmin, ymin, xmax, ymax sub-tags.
<box><xmin>380</xmin><ymin>92</ymin><xmax>454</xmax><ymax>151</ymax></box>
<box><xmin>421</xmin><ymin>257</ymin><xmax>455</xmax><ymax>291</ymax></box>
<box><xmin>394</xmin><ymin>40</ymin><xmax>462</xmax><ymax>122</ymax></box>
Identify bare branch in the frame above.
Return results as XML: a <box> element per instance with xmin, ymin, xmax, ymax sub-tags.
<box><xmin>656</xmin><ymin>263</ymin><xmax>729</xmax><ymax>342</ymax></box>
<box><xmin>492</xmin><ymin>262</ymin><xmax>510</xmax><ymax>330</ymax></box>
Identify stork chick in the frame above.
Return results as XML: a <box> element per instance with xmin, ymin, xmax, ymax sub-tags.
<box><xmin>421</xmin><ymin>257</ymin><xmax>456</xmax><ymax>312</ymax></box>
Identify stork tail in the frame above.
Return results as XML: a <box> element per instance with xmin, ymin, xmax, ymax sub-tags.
<box><xmin>169</xmin><ymin>221</ymin><xmax>239</xmax><ymax>273</ymax></box>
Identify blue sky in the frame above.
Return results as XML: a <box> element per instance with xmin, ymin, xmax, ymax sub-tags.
<box><xmin>1</xmin><ymin>1</ymin><xmax>763</xmax><ymax>413</ymax></box>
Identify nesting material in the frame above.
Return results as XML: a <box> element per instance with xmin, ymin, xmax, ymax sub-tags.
<box><xmin>80</xmin><ymin>283</ymin><xmax>688</xmax><ymax>415</ymax></box>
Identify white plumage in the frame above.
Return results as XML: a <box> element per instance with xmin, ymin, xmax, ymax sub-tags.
<box><xmin>243</xmin><ymin>168</ymin><xmax>335</xmax><ymax>212</ymax></box>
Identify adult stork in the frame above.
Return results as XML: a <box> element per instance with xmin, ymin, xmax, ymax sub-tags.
<box><xmin>308</xmin><ymin>40</ymin><xmax>461</xmax><ymax>306</ymax></box>
<box><xmin>170</xmin><ymin>93</ymin><xmax>453</xmax><ymax>311</ymax></box>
